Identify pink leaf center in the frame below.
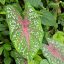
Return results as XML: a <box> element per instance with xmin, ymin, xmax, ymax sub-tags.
<box><xmin>18</xmin><ymin>16</ymin><xmax>30</xmax><ymax>50</ymax></box>
<box><xmin>46</xmin><ymin>44</ymin><xmax>64</xmax><ymax>61</ymax></box>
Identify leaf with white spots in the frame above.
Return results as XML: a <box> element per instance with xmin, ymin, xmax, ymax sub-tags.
<box><xmin>40</xmin><ymin>59</ymin><xmax>49</xmax><ymax>64</ymax></box>
<box><xmin>42</xmin><ymin>38</ymin><xmax>64</xmax><ymax>64</ymax></box>
<box><xmin>11</xmin><ymin>50</ymin><xmax>27</xmax><ymax>64</ymax></box>
<box><xmin>5</xmin><ymin>2</ymin><xmax>44</xmax><ymax>60</ymax></box>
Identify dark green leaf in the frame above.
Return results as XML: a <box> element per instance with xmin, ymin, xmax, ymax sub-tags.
<box><xmin>0</xmin><ymin>24</ymin><xmax>6</xmax><ymax>31</ymax></box>
<box><xmin>0</xmin><ymin>17</ymin><xmax>4</xmax><ymax>21</ymax></box>
<box><xmin>40</xmin><ymin>9</ymin><xmax>57</xmax><ymax>27</ymax></box>
<box><xmin>0</xmin><ymin>47</ymin><xmax>3</xmax><ymax>55</ymax></box>
<box><xmin>4</xmin><ymin>57</ymin><xmax>11</xmax><ymax>64</ymax></box>
<box><xmin>61</xmin><ymin>1</ymin><xmax>64</xmax><ymax>8</ymax></box>
<box><xmin>3</xmin><ymin>43</ymin><xmax>11</xmax><ymax>51</ymax></box>
<box><xmin>4</xmin><ymin>50</ymin><xmax>9</xmax><ymax>57</ymax></box>
<box><xmin>48</xmin><ymin>2</ymin><xmax>59</xmax><ymax>9</ymax></box>
<box><xmin>1</xmin><ymin>31</ymin><xmax>9</xmax><ymax>35</ymax></box>
<box><xmin>58</xmin><ymin>13</ymin><xmax>64</xmax><ymax>26</ymax></box>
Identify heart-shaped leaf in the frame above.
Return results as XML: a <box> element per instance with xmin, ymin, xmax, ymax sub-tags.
<box><xmin>5</xmin><ymin>2</ymin><xmax>43</xmax><ymax>60</ymax></box>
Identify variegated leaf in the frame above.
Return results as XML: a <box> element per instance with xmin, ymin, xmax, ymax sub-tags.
<box><xmin>5</xmin><ymin>2</ymin><xmax>43</xmax><ymax>60</ymax></box>
<box><xmin>42</xmin><ymin>38</ymin><xmax>64</xmax><ymax>64</ymax></box>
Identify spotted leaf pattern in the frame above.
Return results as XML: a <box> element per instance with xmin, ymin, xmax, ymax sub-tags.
<box><xmin>5</xmin><ymin>2</ymin><xmax>43</xmax><ymax>60</ymax></box>
<box><xmin>42</xmin><ymin>38</ymin><xmax>64</xmax><ymax>64</ymax></box>
<box><xmin>40</xmin><ymin>59</ymin><xmax>49</xmax><ymax>64</ymax></box>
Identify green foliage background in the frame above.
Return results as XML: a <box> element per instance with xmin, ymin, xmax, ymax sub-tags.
<box><xmin>0</xmin><ymin>0</ymin><xmax>64</xmax><ymax>64</ymax></box>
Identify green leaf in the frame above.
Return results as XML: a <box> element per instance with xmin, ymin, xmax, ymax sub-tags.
<box><xmin>0</xmin><ymin>0</ymin><xmax>5</xmax><ymax>5</ymax></box>
<box><xmin>4</xmin><ymin>50</ymin><xmax>9</xmax><ymax>57</ymax></box>
<box><xmin>0</xmin><ymin>11</ymin><xmax>6</xmax><ymax>14</ymax></box>
<box><xmin>10</xmin><ymin>0</ymin><xmax>18</xmax><ymax>2</ymax></box>
<box><xmin>4</xmin><ymin>57</ymin><xmax>11</xmax><ymax>64</ymax></box>
<box><xmin>40</xmin><ymin>9</ymin><xmax>57</xmax><ymax>27</ymax></box>
<box><xmin>5</xmin><ymin>2</ymin><xmax>43</xmax><ymax>60</ymax></box>
<box><xmin>12</xmin><ymin>3</ymin><xmax>22</xmax><ymax>14</ymax></box>
<box><xmin>40</xmin><ymin>59</ymin><xmax>49</xmax><ymax>64</ymax></box>
<box><xmin>48</xmin><ymin>2</ymin><xmax>59</xmax><ymax>9</ymax></box>
<box><xmin>0</xmin><ymin>47</ymin><xmax>3</xmax><ymax>55</ymax></box>
<box><xmin>11</xmin><ymin>50</ymin><xmax>21</xmax><ymax>59</ymax></box>
<box><xmin>58</xmin><ymin>13</ymin><xmax>64</xmax><ymax>26</ymax></box>
<box><xmin>0</xmin><ymin>24</ymin><xmax>6</xmax><ymax>31</ymax></box>
<box><xmin>61</xmin><ymin>1</ymin><xmax>64</xmax><ymax>8</ymax></box>
<box><xmin>33</xmin><ymin>55</ymin><xmax>42</xmax><ymax>64</ymax></box>
<box><xmin>15</xmin><ymin>58</ymin><xmax>27</xmax><ymax>64</ymax></box>
<box><xmin>1</xmin><ymin>31</ymin><xmax>9</xmax><ymax>35</ymax></box>
<box><xmin>0</xmin><ymin>17</ymin><xmax>4</xmax><ymax>21</ymax></box>
<box><xmin>3</xmin><ymin>43</ymin><xmax>11</xmax><ymax>51</ymax></box>
<box><xmin>11</xmin><ymin>50</ymin><xmax>27</xmax><ymax>64</ymax></box>
<box><xmin>24</xmin><ymin>0</ymin><xmax>43</xmax><ymax>8</ymax></box>
<box><xmin>53</xmin><ymin>31</ymin><xmax>64</xmax><ymax>44</ymax></box>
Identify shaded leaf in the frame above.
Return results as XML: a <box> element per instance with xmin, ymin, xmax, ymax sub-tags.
<box><xmin>0</xmin><ymin>24</ymin><xmax>6</xmax><ymax>31</ymax></box>
<box><xmin>0</xmin><ymin>17</ymin><xmax>4</xmax><ymax>21</ymax></box>
<box><xmin>48</xmin><ymin>2</ymin><xmax>59</xmax><ymax>9</ymax></box>
<box><xmin>1</xmin><ymin>31</ymin><xmax>9</xmax><ymax>35</ymax></box>
<box><xmin>58</xmin><ymin>13</ymin><xmax>64</xmax><ymax>26</ymax></box>
<box><xmin>40</xmin><ymin>9</ymin><xmax>57</xmax><ymax>27</ymax></box>
<box><xmin>4</xmin><ymin>57</ymin><xmax>11</xmax><ymax>64</ymax></box>
<box><xmin>4</xmin><ymin>50</ymin><xmax>9</xmax><ymax>57</ymax></box>
<box><xmin>0</xmin><ymin>47</ymin><xmax>3</xmax><ymax>55</ymax></box>
<box><xmin>0</xmin><ymin>0</ymin><xmax>5</xmax><ymax>5</ymax></box>
<box><xmin>61</xmin><ymin>1</ymin><xmax>64</xmax><ymax>8</ymax></box>
<box><xmin>3</xmin><ymin>43</ymin><xmax>11</xmax><ymax>51</ymax></box>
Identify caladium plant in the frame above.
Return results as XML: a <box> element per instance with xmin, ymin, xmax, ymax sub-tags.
<box><xmin>5</xmin><ymin>2</ymin><xmax>43</xmax><ymax>63</ymax></box>
<box><xmin>42</xmin><ymin>38</ymin><xmax>64</xmax><ymax>64</ymax></box>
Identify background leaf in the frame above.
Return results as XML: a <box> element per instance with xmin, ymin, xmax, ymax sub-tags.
<box><xmin>40</xmin><ymin>9</ymin><xmax>57</xmax><ymax>27</ymax></box>
<box><xmin>0</xmin><ymin>47</ymin><xmax>3</xmax><ymax>55</ymax></box>
<box><xmin>0</xmin><ymin>0</ymin><xmax>5</xmax><ymax>5</ymax></box>
<box><xmin>24</xmin><ymin>0</ymin><xmax>43</xmax><ymax>8</ymax></box>
<box><xmin>53</xmin><ymin>31</ymin><xmax>64</xmax><ymax>44</ymax></box>
<box><xmin>58</xmin><ymin>13</ymin><xmax>64</xmax><ymax>26</ymax></box>
<box><xmin>0</xmin><ymin>24</ymin><xmax>6</xmax><ymax>31</ymax></box>
<box><xmin>3</xmin><ymin>43</ymin><xmax>11</xmax><ymax>51</ymax></box>
<box><xmin>4</xmin><ymin>57</ymin><xmax>11</xmax><ymax>64</ymax></box>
